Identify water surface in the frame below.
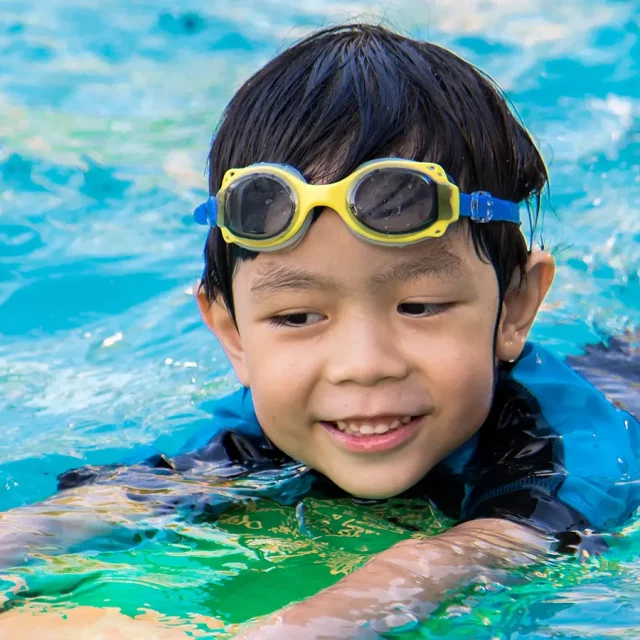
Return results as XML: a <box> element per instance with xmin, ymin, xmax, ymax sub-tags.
<box><xmin>0</xmin><ymin>1</ymin><xmax>638</xmax><ymax>637</ymax></box>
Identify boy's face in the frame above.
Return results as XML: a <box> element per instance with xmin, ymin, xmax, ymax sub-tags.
<box><xmin>200</xmin><ymin>210</ymin><xmax>551</xmax><ymax>498</ymax></box>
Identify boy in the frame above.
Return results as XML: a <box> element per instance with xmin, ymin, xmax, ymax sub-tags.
<box><xmin>2</xmin><ymin>23</ymin><xmax>639</xmax><ymax>639</ymax></box>
<box><xmin>188</xmin><ymin>23</ymin><xmax>640</xmax><ymax>637</ymax></box>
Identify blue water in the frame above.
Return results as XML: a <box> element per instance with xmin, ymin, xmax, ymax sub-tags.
<box><xmin>0</xmin><ymin>0</ymin><xmax>638</xmax><ymax>635</ymax></box>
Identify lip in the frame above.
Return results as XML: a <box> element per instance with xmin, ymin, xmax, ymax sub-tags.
<box><xmin>319</xmin><ymin>416</ymin><xmax>424</xmax><ymax>454</ymax></box>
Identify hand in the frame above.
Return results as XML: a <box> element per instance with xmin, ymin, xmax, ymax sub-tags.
<box><xmin>0</xmin><ymin>605</ymin><xmax>192</xmax><ymax>640</ymax></box>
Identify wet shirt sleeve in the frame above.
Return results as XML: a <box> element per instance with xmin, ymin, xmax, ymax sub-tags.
<box><xmin>56</xmin><ymin>387</ymin><xmax>301</xmax><ymax>517</ymax></box>
<box><xmin>460</xmin><ymin>344</ymin><xmax>640</xmax><ymax>549</ymax></box>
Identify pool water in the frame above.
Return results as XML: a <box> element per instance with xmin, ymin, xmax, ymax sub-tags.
<box><xmin>0</xmin><ymin>0</ymin><xmax>638</xmax><ymax>637</ymax></box>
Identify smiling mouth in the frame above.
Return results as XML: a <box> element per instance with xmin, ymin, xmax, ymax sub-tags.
<box><xmin>319</xmin><ymin>415</ymin><xmax>425</xmax><ymax>453</ymax></box>
<box><xmin>324</xmin><ymin>415</ymin><xmax>421</xmax><ymax>437</ymax></box>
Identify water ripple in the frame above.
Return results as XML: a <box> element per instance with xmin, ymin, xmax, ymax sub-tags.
<box><xmin>0</xmin><ymin>0</ymin><xmax>638</xmax><ymax>635</ymax></box>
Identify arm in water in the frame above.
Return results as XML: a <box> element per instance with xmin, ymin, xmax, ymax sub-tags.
<box><xmin>0</xmin><ymin>479</ymin><xmax>193</xmax><ymax>568</ymax></box>
<box><xmin>0</xmin><ymin>426</ymin><xmax>302</xmax><ymax>569</ymax></box>
<box><xmin>0</xmin><ymin>603</ymin><xmax>194</xmax><ymax>640</ymax></box>
<box><xmin>233</xmin><ymin>518</ymin><xmax>554</xmax><ymax>639</ymax></box>
<box><xmin>0</xmin><ymin>515</ymin><xmax>553</xmax><ymax>639</ymax></box>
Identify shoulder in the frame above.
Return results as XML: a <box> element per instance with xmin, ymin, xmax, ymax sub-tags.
<box><xmin>171</xmin><ymin>385</ymin><xmax>295</xmax><ymax>472</ymax></box>
<box><xmin>462</xmin><ymin>342</ymin><xmax>640</xmax><ymax>533</ymax></box>
<box><xmin>178</xmin><ymin>386</ymin><xmax>263</xmax><ymax>454</ymax></box>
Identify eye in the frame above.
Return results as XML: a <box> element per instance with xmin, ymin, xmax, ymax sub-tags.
<box><xmin>269</xmin><ymin>312</ymin><xmax>325</xmax><ymax>328</ymax></box>
<box><xmin>397</xmin><ymin>302</ymin><xmax>449</xmax><ymax>318</ymax></box>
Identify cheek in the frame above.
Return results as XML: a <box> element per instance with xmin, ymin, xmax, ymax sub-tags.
<box><xmin>244</xmin><ymin>332</ymin><xmax>316</xmax><ymax>397</ymax></box>
<box><xmin>433</xmin><ymin>346</ymin><xmax>495</xmax><ymax>434</ymax></box>
<box><xmin>446</xmin><ymin>348</ymin><xmax>495</xmax><ymax>418</ymax></box>
<box><xmin>240</xmin><ymin>331</ymin><xmax>319</xmax><ymax>454</ymax></box>
<box><xmin>411</xmin><ymin>304</ymin><xmax>498</xmax><ymax>425</ymax></box>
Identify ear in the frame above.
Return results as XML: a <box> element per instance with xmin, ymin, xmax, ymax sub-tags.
<box><xmin>495</xmin><ymin>251</ymin><xmax>555</xmax><ymax>363</ymax></box>
<box><xmin>195</xmin><ymin>284</ymin><xmax>250</xmax><ymax>386</ymax></box>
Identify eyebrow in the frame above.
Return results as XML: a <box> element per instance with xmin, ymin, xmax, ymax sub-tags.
<box><xmin>368</xmin><ymin>246</ymin><xmax>468</xmax><ymax>288</ymax></box>
<box><xmin>249</xmin><ymin>246</ymin><xmax>468</xmax><ymax>300</ymax></box>
<box><xmin>250</xmin><ymin>263</ymin><xmax>345</xmax><ymax>300</ymax></box>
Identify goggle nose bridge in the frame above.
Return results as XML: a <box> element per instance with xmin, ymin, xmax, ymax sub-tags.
<box><xmin>294</xmin><ymin>180</ymin><xmax>356</xmax><ymax>215</ymax></box>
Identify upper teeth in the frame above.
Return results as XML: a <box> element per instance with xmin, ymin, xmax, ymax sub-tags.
<box><xmin>335</xmin><ymin>417</ymin><xmax>413</xmax><ymax>436</ymax></box>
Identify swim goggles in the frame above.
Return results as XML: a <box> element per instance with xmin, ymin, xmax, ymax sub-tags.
<box><xmin>193</xmin><ymin>158</ymin><xmax>521</xmax><ymax>251</ymax></box>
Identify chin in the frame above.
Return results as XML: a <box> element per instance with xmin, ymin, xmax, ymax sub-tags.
<box><xmin>333</xmin><ymin>474</ymin><xmax>421</xmax><ymax>500</ymax></box>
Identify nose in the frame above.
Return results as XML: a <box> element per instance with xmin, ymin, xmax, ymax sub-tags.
<box><xmin>324</xmin><ymin>315</ymin><xmax>410</xmax><ymax>387</ymax></box>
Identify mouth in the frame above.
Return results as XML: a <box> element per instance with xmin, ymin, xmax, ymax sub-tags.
<box><xmin>319</xmin><ymin>414</ymin><xmax>425</xmax><ymax>454</ymax></box>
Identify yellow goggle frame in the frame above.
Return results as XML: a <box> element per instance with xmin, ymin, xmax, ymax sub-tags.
<box><xmin>218</xmin><ymin>159</ymin><xmax>458</xmax><ymax>250</ymax></box>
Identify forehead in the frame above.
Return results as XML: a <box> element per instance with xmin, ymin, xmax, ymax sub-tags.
<box><xmin>233</xmin><ymin>210</ymin><xmax>496</xmax><ymax>300</ymax></box>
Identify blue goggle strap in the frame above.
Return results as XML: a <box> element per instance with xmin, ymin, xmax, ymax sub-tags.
<box><xmin>193</xmin><ymin>197</ymin><xmax>218</xmax><ymax>226</ymax></box>
<box><xmin>193</xmin><ymin>191</ymin><xmax>520</xmax><ymax>227</ymax></box>
<box><xmin>458</xmin><ymin>191</ymin><xmax>521</xmax><ymax>224</ymax></box>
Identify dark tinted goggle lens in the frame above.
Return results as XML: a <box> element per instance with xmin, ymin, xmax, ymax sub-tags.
<box><xmin>351</xmin><ymin>168</ymin><xmax>438</xmax><ymax>234</ymax></box>
<box><xmin>224</xmin><ymin>175</ymin><xmax>295</xmax><ymax>239</ymax></box>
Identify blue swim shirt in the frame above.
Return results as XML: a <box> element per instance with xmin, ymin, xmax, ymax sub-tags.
<box><xmin>58</xmin><ymin>342</ymin><xmax>640</xmax><ymax>541</ymax></box>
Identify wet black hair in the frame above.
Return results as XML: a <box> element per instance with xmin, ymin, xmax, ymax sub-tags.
<box><xmin>201</xmin><ymin>24</ymin><xmax>547</xmax><ymax>318</ymax></box>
